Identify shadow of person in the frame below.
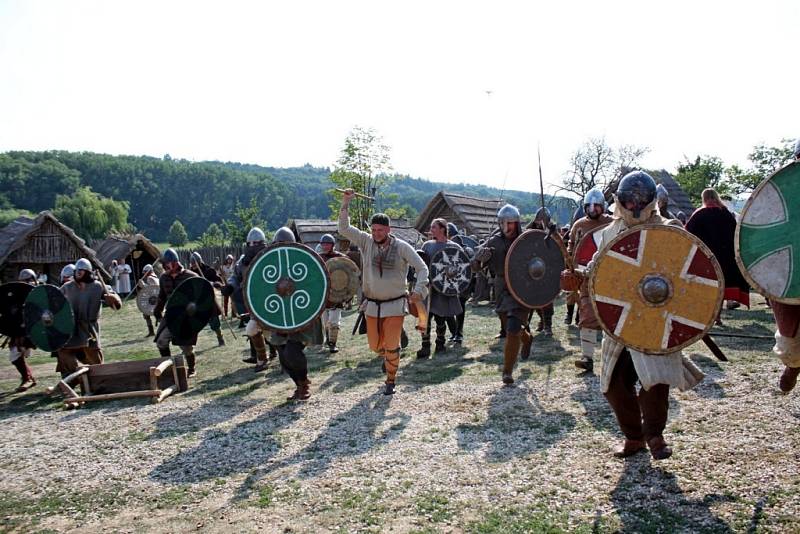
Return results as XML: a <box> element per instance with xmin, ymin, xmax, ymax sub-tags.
<box><xmin>233</xmin><ymin>390</ymin><xmax>410</xmax><ymax>500</ymax></box>
<box><xmin>569</xmin><ymin>371</ymin><xmax>617</xmax><ymax>433</ymax></box>
<box><xmin>611</xmin><ymin>455</ymin><xmax>733</xmax><ymax>532</ymax></box>
<box><xmin>317</xmin><ymin>356</ymin><xmax>386</xmax><ymax>393</ymax></box>
<box><xmin>149</xmin><ymin>401</ymin><xmax>304</xmax><ymax>485</ymax></box>
<box><xmin>688</xmin><ymin>353</ymin><xmax>727</xmax><ymax>400</ymax></box>
<box><xmin>456</xmin><ymin>368</ymin><xmax>576</xmax><ymax>462</ymax></box>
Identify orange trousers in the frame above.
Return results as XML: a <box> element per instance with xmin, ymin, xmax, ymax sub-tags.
<box><xmin>366</xmin><ymin>315</ymin><xmax>404</xmax><ymax>384</ymax></box>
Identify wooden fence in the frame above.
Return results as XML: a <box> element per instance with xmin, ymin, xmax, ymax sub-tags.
<box><xmin>174</xmin><ymin>245</ymin><xmax>243</xmax><ymax>268</ymax></box>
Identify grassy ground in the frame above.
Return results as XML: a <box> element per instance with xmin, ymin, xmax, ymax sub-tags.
<box><xmin>0</xmin><ymin>294</ymin><xmax>797</xmax><ymax>533</ymax></box>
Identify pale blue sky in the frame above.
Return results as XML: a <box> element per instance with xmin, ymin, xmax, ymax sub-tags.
<box><xmin>0</xmin><ymin>0</ymin><xmax>797</xmax><ymax>194</ymax></box>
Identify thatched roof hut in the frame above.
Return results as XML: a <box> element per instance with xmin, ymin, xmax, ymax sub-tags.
<box><xmin>288</xmin><ymin>218</ymin><xmax>424</xmax><ymax>249</ymax></box>
<box><xmin>414</xmin><ymin>192</ymin><xmax>503</xmax><ymax>239</ymax></box>
<box><xmin>92</xmin><ymin>234</ymin><xmax>161</xmax><ymax>280</ymax></box>
<box><xmin>0</xmin><ymin>211</ymin><xmax>110</xmax><ymax>283</ymax></box>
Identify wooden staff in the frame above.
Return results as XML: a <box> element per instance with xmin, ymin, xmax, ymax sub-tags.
<box><xmin>334</xmin><ymin>188</ymin><xmax>375</xmax><ymax>201</ymax></box>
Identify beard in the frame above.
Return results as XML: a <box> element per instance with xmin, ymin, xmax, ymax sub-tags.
<box><xmin>243</xmin><ymin>243</ymin><xmax>265</xmax><ymax>266</ymax></box>
<box><xmin>76</xmin><ymin>271</ymin><xmax>93</xmax><ymax>283</ymax></box>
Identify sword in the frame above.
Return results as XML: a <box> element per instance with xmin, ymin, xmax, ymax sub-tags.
<box><xmin>702</xmin><ymin>335</ymin><xmax>728</xmax><ymax>362</ymax></box>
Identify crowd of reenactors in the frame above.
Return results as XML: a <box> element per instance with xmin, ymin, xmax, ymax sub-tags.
<box><xmin>4</xmin><ymin>139</ymin><xmax>800</xmax><ymax>462</ymax></box>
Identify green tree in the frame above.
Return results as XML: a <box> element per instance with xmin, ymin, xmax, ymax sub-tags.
<box><xmin>727</xmin><ymin>138</ymin><xmax>795</xmax><ymax>194</ymax></box>
<box><xmin>674</xmin><ymin>156</ymin><xmax>730</xmax><ymax>205</ymax></box>
<box><xmin>197</xmin><ymin>222</ymin><xmax>226</xmax><ymax>247</ymax></box>
<box><xmin>53</xmin><ymin>186</ymin><xmax>130</xmax><ymax>240</ymax></box>
<box><xmin>168</xmin><ymin>219</ymin><xmax>188</xmax><ymax>246</ymax></box>
<box><xmin>328</xmin><ymin>126</ymin><xmax>393</xmax><ymax>230</ymax></box>
<box><xmin>221</xmin><ymin>197</ymin><xmax>266</xmax><ymax>244</ymax></box>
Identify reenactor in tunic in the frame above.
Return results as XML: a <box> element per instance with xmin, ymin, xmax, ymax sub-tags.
<box><xmin>563</xmin><ymin>171</ymin><xmax>705</xmax><ymax>459</ymax></box>
<box><xmin>473</xmin><ymin>204</ymin><xmax>533</xmax><ymax>384</ymax></box>
<box><xmin>58</xmin><ymin>258</ymin><xmax>122</xmax><ymax>376</ymax></box>
<box><xmin>417</xmin><ymin>219</ymin><xmax>464</xmax><ymax>358</ymax></box>
<box><xmin>153</xmin><ymin>249</ymin><xmax>200</xmax><ymax>377</ymax></box>
<box><xmin>318</xmin><ymin>233</ymin><xmax>347</xmax><ymax>354</ymax></box>
<box><xmin>567</xmin><ymin>188</ymin><xmax>613</xmax><ymax>372</ymax></box>
<box><xmin>7</xmin><ymin>269</ymin><xmax>38</xmax><ymax>391</ymax></box>
<box><xmin>339</xmin><ymin>189</ymin><xmax>428</xmax><ymax>395</ymax></box>
<box><xmin>526</xmin><ymin>207</ymin><xmax>558</xmax><ymax>337</ymax></box>
<box><xmin>189</xmin><ymin>252</ymin><xmax>225</xmax><ymax>346</ymax></box>
<box><xmin>137</xmin><ymin>264</ymin><xmax>160</xmax><ymax>337</ymax></box>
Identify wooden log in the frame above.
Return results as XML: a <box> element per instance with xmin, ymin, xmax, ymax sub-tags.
<box><xmin>64</xmin><ymin>390</ymin><xmax>161</xmax><ymax>404</ymax></box>
<box><xmin>79</xmin><ymin>374</ymin><xmax>91</xmax><ymax>396</ymax></box>
<box><xmin>57</xmin><ymin>381</ymin><xmax>79</xmax><ymax>400</ymax></box>
<box><xmin>61</xmin><ymin>366</ymin><xmax>90</xmax><ymax>386</ymax></box>
<box><xmin>152</xmin><ymin>359</ymin><xmax>173</xmax><ymax>377</ymax></box>
<box><xmin>155</xmin><ymin>385</ymin><xmax>177</xmax><ymax>403</ymax></box>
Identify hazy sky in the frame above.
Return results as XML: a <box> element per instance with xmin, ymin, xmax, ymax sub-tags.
<box><xmin>1</xmin><ymin>0</ymin><xmax>797</xmax><ymax>194</ymax></box>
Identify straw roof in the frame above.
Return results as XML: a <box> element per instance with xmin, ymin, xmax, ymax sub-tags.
<box><xmin>414</xmin><ymin>192</ymin><xmax>503</xmax><ymax>239</ymax></box>
<box><xmin>93</xmin><ymin>234</ymin><xmax>161</xmax><ymax>271</ymax></box>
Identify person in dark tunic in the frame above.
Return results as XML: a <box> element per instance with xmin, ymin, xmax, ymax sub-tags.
<box><xmin>417</xmin><ymin>219</ymin><xmax>464</xmax><ymax>358</ymax></box>
<box><xmin>189</xmin><ymin>252</ymin><xmax>225</xmax><ymax>346</ymax></box>
<box><xmin>8</xmin><ymin>269</ymin><xmax>38</xmax><ymax>391</ymax></box>
<box><xmin>685</xmin><ymin>188</ymin><xmax>750</xmax><ymax>320</ymax></box>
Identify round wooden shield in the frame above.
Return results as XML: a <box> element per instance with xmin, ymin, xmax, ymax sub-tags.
<box><xmin>326</xmin><ymin>256</ymin><xmax>360</xmax><ymax>305</ymax></box>
<box><xmin>430</xmin><ymin>246</ymin><xmax>472</xmax><ymax>296</ymax></box>
<box><xmin>590</xmin><ymin>224</ymin><xmax>723</xmax><ymax>354</ymax></box>
<box><xmin>244</xmin><ymin>242</ymin><xmax>330</xmax><ymax>334</ymax></box>
<box><xmin>165</xmin><ymin>277</ymin><xmax>215</xmax><ymax>341</ymax></box>
<box><xmin>23</xmin><ymin>284</ymin><xmax>75</xmax><ymax>352</ymax></box>
<box><xmin>573</xmin><ymin>224</ymin><xmax>610</xmax><ymax>267</ymax></box>
<box><xmin>505</xmin><ymin>229</ymin><xmax>567</xmax><ymax>309</ymax></box>
<box><xmin>0</xmin><ymin>282</ymin><xmax>34</xmax><ymax>338</ymax></box>
<box><xmin>735</xmin><ymin>160</ymin><xmax>800</xmax><ymax>304</ymax></box>
<box><xmin>136</xmin><ymin>285</ymin><xmax>161</xmax><ymax>316</ymax></box>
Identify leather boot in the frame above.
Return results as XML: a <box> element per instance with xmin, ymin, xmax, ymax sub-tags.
<box><xmin>519</xmin><ymin>329</ymin><xmax>532</xmax><ymax>360</ymax></box>
<box><xmin>185</xmin><ymin>353</ymin><xmax>196</xmax><ymax>377</ymax></box>
<box><xmin>613</xmin><ymin>439</ymin><xmax>647</xmax><ymax>458</ymax></box>
<box><xmin>216</xmin><ymin>330</ymin><xmax>225</xmax><ymax>346</ymax></box>
<box><xmin>288</xmin><ymin>379</ymin><xmax>311</xmax><ymax>401</ymax></box>
<box><xmin>146</xmin><ymin>323</ymin><xmax>155</xmax><ymax>337</ymax></box>
<box><xmin>564</xmin><ymin>304</ymin><xmax>574</xmax><ymax>325</ymax></box>
<box><xmin>647</xmin><ymin>436</ymin><xmax>673</xmax><ymax>460</ymax></box>
<box><xmin>779</xmin><ymin>365</ymin><xmax>800</xmax><ymax>392</ymax></box>
<box><xmin>495</xmin><ymin>313</ymin><xmax>507</xmax><ymax>339</ymax></box>
<box><xmin>543</xmin><ymin>315</ymin><xmax>553</xmax><ymax>337</ymax></box>
<box><xmin>158</xmin><ymin>347</ymin><xmax>171</xmax><ymax>358</ymax></box>
<box><xmin>574</xmin><ymin>356</ymin><xmax>593</xmax><ymax>372</ymax></box>
<box><xmin>502</xmin><ymin>333</ymin><xmax>521</xmax><ymax>384</ymax></box>
<box><xmin>328</xmin><ymin>326</ymin><xmax>340</xmax><ymax>354</ymax></box>
<box><xmin>251</xmin><ymin>334</ymin><xmax>269</xmax><ymax>372</ymax></box>
<box><xmin>416</xmin><ymin>340</ymin><xmax>431</xmax><ymax>359</ymax></box>
<box><xmin>242</xmin><ymin>341</ymin><xmax>257</xmax><ymax>364</ymax></box>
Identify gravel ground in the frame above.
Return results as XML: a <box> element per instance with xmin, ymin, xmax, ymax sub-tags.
<box><xmin>0</xmin><ymin>296</ymin><xmax>798</xmax><ymax>533</ymax></box>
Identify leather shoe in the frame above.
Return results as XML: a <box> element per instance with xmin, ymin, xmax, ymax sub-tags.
<box><xmin>779</xmin><ymin>366</ymin><xmax>800</xmax><ymax>393</ymax></box>
<box><xmin>613</xmin><ymin>439</ymin><xmax>647</xmax><ymax>458</ymax></box>
<box><xmin>647</xmin><ymin>436</ymin><xmax>673</xmax><ymax>460</ymax></box>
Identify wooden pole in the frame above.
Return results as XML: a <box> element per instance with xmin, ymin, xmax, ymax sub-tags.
<box><xmin>63</xmin><ymin>390</ymin><xmax>161</xmax><ymax>404</ymax></box>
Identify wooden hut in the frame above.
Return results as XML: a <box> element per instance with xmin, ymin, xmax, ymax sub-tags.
<box><xmin>288</xmin><ymin>218</ymin><xmax>424</xmax><ymax>249</ymax></box>
<box><xmin>92</xmin><ymin>234</ymin><xmax>161</xmax><ymax>281</ymax></box>
<box><xmin>414</xmin><ymin>192</ymin><xmax>503</xmax><ymax>239</ymax></box>
<box><xmin>0</xmin><ymin>211</ymin><xmax>110</xmax><ymax>283</ymax></box>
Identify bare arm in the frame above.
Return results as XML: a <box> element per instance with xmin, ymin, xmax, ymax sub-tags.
<box><xmin>337</xmin><ymin>188</ymin><xmax>370</xmax><ymax>250</ymax></box>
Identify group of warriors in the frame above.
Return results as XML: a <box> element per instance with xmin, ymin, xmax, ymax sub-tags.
<box><xmin>4</xmin><ymin>141</ymin><xmax>800</xmax><ymax>462</ymax></box>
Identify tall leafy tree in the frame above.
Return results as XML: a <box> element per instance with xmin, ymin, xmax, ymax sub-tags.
<box><xmin>197</xmin><ymin>222</ymin><xmax>226</xmax><ymax>247</ymax></box>
<box><xmin>222</xmin><ymin>197</ymin><xmax>267</xmax><ymax>245</ymax></box>
<box><xmin>674</xmin><ymin>156</ymin><xmax>730</xmax><ymax>205</ymax></box>
<box><xmin>328</xmin><ymin>126</ymin><xmax>393</xmax><ymax>229</ymax></box>
<box><xmin>168</xmin><ymin>220</ymin><xmax>188</xmax><ymax>246</ymax></box>
<box><xmin>53</xmin><ymin>187</ymin><xmax>130</xmax><ymax>240</ymax></box>
<box><xmin>727</xmin><ymin>138</ymin><xmax>795</xmax><ymax>194</ymax></box>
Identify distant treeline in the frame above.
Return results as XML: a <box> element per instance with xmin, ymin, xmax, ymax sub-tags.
<box><xmin>0</xmin><ymin>151</ymin><xmax>575</xmax><ymax>240</ymax></box>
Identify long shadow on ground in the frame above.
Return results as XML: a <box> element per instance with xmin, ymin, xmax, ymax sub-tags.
<box><xmin>611</xmin><ymin>455</ymin><xmax>733</xmax><ymax>532</ymax></box>
<box><xmin>456</xmin><ymin>368</ymin><xmax>576</xmax><ymax>462</ymax></box>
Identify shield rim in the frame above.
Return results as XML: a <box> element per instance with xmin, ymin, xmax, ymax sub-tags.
<box><xmin>23</xmin><ymin>284</ymin><xmax>75</xmax><ymax>352</ymax></box>
<box><xmin>734</xmin><ymin>160</ymin><xmax>800</xmax><ymax>304</ymax></box>
<box><xmin>136</xmin><ymin>284</ymin><xmax>161</xmax><ymax>316</ymax></box>
<box><xmin>325</xmin><ymin>255</ymin><xmax>360</xmax><ymax>305</ymax></box>
<box><xmin>572</xmin><ymin>223</ymin><xmax>612</xmax><ymax>267</ymax></box>
<box><xmin>244</xmin><ymin>242</ymin><xmax>331</xmax><ymax>334</ymax></box>
<box><xmin>429</xmin><ymin>245</ymin><xmax>472</xmax><ymax>296</ymax></box>
<box><xmin>164</xmin><ymin>277</ymin><xmax>216</xmax><ymax>339</ymax></box>
<box><xmin>589</xmin><ymin>223</ymin><xmax>724</xmax><ymax>355</ymax></box>
<box><xmin>504</xmin><ymin>229</ymin><xmax>567</xmax><ymax>309</ymax></box>
<box><xmin>453</xmin><ymin>234</ymin><xmax>479</xmax><ymax>250</ymax></box>
<box><xmin>0</xmin><ymin>282</ymin><xmax>35</xmax><ymax>337</ymax></box>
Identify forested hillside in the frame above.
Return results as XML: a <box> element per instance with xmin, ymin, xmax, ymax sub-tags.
<box><xmin>0</xmin><ymin>151</ymin><xmax>576</xmax><ymax>240</ymax></box>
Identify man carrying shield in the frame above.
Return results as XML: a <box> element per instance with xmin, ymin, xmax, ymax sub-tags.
<box><xmin>339</xmin><ymin>189</ymin><xmax>428</xmax><ymax>395</ymax></box>
<box><xmin>473</xmin><ymin>204</ymin><xmax>533</xmax><ymax>384</ymax></box>
<box><xmin>562</xmin><ymin>171</ymin><xmax>705</xmax><ymax>460</ymax></box>
<box><xmin>57</xmin><ymin>258</ymin><xmax>122</xmax><ymax>376</ymax></box>
<box><xmin>526</xmin><ymin>207</ymin><xmax>559</xmax><ymax>337</ymax></box>
<box><xmin>318</xmin><ymin>233</ymin><xmax>346</xmax><ymax>354</ymax></box>
<box><xmin>567</xmin><ymin>188</ymin><xmax>613</xmax><ymax>372</ymax></box>
<box><xmin>417</xmin><ymin>219</ymin><xmax>464</xmax><ymax>358</ymax></box>
<box><xmin>7</xmin><ymin>269</ymin><xmax>38</xmax><ymax>391</ymax></box>
<box><xmin>189</xmin><ymin>252</ymin><xmax>225</xmax><ymax>347</ymax></box>
<box><xmin>153</xmin><ymin>249</ymin><xmax>201</xmax><ymax>377</ymax></box>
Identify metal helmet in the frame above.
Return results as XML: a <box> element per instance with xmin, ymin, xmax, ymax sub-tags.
<box><xmin>447</xmin><ymin>222</ymin><xmax>459</xmax><ymax>238</ymax></box>
<box><xmin>75</xmin><ymin>258</ymin><xmax>93</xmax><ymax>272</ymax></box>
<box><xmin>18</xmin><ymin>268</ymin><xmax>36</xmax><ymax>281</ymax></box>
<box><xmin>247</xmin><ymin>227</ymin><xmax>266</xmax><ymax>243</ymax></box>
<box><xmin>616</xmin><ymin>171</ymin><xmax>657</xmax><ymax>218</ymax></box>
<box><xmin>534</xmin><ymin>207</ymin><xmax>551</xmax><ymax>226</ymax></box>
<box><xmin>583</xmin><ymin>188</ymin><xmax>606</xmax><ymax>209</ymax></box>
<box><xmin>656</xmin><ymin>183</ymin><xmax>669</xmax><ymax>201</ymax></box>
<box><xmin>60</xmin><ymin>264</ymin><xmax>75</xmax><ymax>280</ymax></box>
<box><xmin>162</xmin><ymin>248</ymin><xmax>179</xmax><ymax>264</ymax></box>
<box><xmin>497</xmin><ymin>203</ymin><xmax>521</xmax><ymax>223</ymax></box>
<box><xmin>272</xmin><ymin>226</ymin><xmax>295</xmax><ymax>244</ymax></box>
<box><xmin>225</xmin><ymin>254</ymin><xmax>234</xmax><ymax>262</ymax></box>
<box><xmin>143</xmin><ymin>264</ymin><xmax>154</xmax><ymax>273</ymax></box>
<box><xmin>190</xmin><ymin>251</ymin><xmax>203</xmax><ymax>265</ymax></box>
<box><xmin>320</xmin><ymin>233</ymin><xmax>336</xmax><ymax>245</ymax></box>
<box><xmin>794</xmin><ymin>138</ymin><xmax>800</xmax><ymax>159</ymax></box>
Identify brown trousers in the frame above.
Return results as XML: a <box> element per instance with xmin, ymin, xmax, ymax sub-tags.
<box><xmin>604</xmin><ymin>349</ymin><xmax>669</xmax><ymax>441</ymax></box>
<box><xmin>56</xmin><ymin>346</ymin><xmax>104</xmax><ymax>376</ymax></box>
